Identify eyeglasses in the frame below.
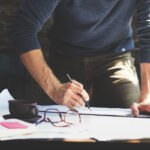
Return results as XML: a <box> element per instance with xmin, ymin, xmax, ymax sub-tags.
<box><xmin>36</xmin><ymin>108</ymin><xmax>81</xmax><ymax>127</ymax></box>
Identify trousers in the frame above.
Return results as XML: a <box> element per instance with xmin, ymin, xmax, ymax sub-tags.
<box><xmin>48</xmin><ymin>47</ymin><xmax>140</xmax><ymax>108</ymax></box>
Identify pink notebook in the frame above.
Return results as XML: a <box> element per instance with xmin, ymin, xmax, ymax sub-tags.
<box><xmin>0</xmin><ymin>121</ymin><xmax>28</xmax><ymax>129</ymax></box>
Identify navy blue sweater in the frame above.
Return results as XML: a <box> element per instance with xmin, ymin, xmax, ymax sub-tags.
<box><xmin>9</xmin><ymin>0</ymin><xmax>150</xmax><ymax>63</ymax></box>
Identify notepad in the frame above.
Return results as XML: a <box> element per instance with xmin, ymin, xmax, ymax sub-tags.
<box><xmin>0</xmin><ymin>119</ymin><xmax>39</xmax><ymax>140</ymax></box>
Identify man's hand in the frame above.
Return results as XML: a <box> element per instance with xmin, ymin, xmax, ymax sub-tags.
<box><xmin>50</xmin><ymin>80</ymin><xmax>89</xmax><ymax>110</ymax></box>
<box><xmin>131</xmin><ymin>97</ymin><xmax>150</xmax><ymax>117</ymax></box>
<box><xmin>131</xmin><ymin>63</ymin><xmax>150</xmax><ymax>117</ymax></box>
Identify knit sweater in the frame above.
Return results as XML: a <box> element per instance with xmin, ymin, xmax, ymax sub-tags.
<box><xmin>9</xmin><ymin>0</ymin><xmax>150</xmax><ymax>63</ymax></box>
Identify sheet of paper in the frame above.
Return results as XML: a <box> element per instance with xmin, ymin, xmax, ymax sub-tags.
<box><xmin>36</xmin><ymin>105</ymin><xmax>150</xmax><ymax>141</ymax></box>
<box><xmin>37</xmin><ymin>104</ymin><xmax>150</xmax><ymax>118</ymax></box>
<box><xmin>38</xmin><ymin>104</ymin><xmax>132</xmax><ymax>115</ymax></box>
<box><xmin>83</xmin><ymin>115</ymin><xmax>150</xmax><ymax>141</ymax></box>
<box><xmin>0</xmin><ymin>89</ymin><xmax>15</xmax><ymax>120</ymax></box>
<box><xmin>0</xmin><ymin>116</ymin><xmax>4</xmax><ymax>121</ymax></box>
<box><xmin>0</xmin><ymin>89</ymin><xmax>14</xmax><ymax>109</ymax></box>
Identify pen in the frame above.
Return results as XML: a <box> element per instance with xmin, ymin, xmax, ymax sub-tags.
<box><xmin>66</xmin><ymin>73</ymin><xmax>91</xmax><ymax>111</ymax></box>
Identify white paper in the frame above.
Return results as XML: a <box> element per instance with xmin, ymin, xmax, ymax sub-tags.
<box><xmin>0</xmin><ymin>89</ymin><xmax>14</xmax><ymax>109</ymax></box>
<box><xmin>3</xmin><ymin>107</ymin><xmax>150</xmax><ymax>142</ymax></box>
<box><xmin>37</xmin><ymin>104</ymin><xmax>150</xmax><ymax>118</ymax></box>
<box><xmin>1</xmin><ymin>91</ymin><xmax>150</xmax><ymax>142</ymax></box>
<box><xmin>35</xmin><ymin>105</ymin><xmax>150</xmax><ymax>141</ymax></box>
<box><xmin>85</xmin><ymin>115</ymin><xmax>150</xmax><ymax>141</ymax></box>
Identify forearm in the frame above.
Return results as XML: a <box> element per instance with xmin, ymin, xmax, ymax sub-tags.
<box><xmin>139</xmin><ymin>63</ymin><xmax>150</xmax><ymax>102</ymax></box>
<box><xmin>131</xmin><ymin>63</ymin><xmax>150</xmax><ymax>116</ymax></box>
<box><xmin>20</xmin><ymin>49</ymin><xmax>61</xmax><ymax>98</ymax></box>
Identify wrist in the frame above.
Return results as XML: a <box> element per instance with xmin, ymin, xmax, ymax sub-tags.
<box><xmin>41</xmin><ymin>69</ymin><xmax>61</xmax><ymax>99</ymax></box>
<box><xmin>140</xmin><ymin>63</ymin><xmax>150</xmax><ymax>93</ymax></box>
<box><xmin>138</xmin><ymin>91</ymin><xmax>150</xmax><ymax>103</ymax></box>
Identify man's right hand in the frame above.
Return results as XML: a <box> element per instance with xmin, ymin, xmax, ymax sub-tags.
<box><xmin>49</xmin><ymin>80</ymin><xmax>89</xmax><ymax>110</ymax></box>
<box><xmin>20</xmin><ymin>49</ymin><xmax>89</xmax><ymax>110</ymax></box>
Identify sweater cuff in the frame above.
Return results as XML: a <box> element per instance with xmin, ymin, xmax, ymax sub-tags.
<box><xmin>139</xmin><ymin>47</ymin><xmax>150</xmax><ymax>63</ymax></box>
<box><xmin>13</xmin><ymin>36</ymin><xmax>41</xmax><ymax>56</ymax></box>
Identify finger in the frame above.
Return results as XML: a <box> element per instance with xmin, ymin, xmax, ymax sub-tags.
<box><xmin>78</xmin><ymin>89</ymin><xmax>89</xmax><ymax>102</ymax></box>
<box><xmin>69</xmin><ymin>83</ymin><xmax>89</xmax><ymax>101</ymax></box>
<box><xmin>66</xmin><ymin>88</ymin><xmax>85</xmax><ymax>107</ymax></box>
<box><xmin>63</xmin><ymin>89</ymin><xmax>83</xmax><ymax>108</ymax></box>
<box><xmin>70</xmin><ymin>99</ymin><xmax>81</xmax><ymax>108</ymax></box>
<box><xmin>131</xmin><ymin>103</ymin><xmax>139</xmax><ymax>117</ymax></box>
<box><xmin>72</xmin><ymin>96</ymin><xmax>85</xmax><ymax>107</ymax></box>
<box><xmin>72</xmin><ymin>94</ymin><xmax>85</xmax><ymax>107</ymax></box>
<box><xmin>72</xmin><ymin>80</ymin><xmax>83</xmax><ymax>89</ymax></box>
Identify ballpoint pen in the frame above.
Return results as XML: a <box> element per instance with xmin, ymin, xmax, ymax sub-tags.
<box><xmin>66</xmin><ymin>73</ymin><xmax>91</xmax><ymax>111</ymax></box>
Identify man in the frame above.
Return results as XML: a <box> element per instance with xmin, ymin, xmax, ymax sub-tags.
<box><xmin>8</xmin><ymin>0</ymin><xmax>150</xmax><ymax>116</ymax></box>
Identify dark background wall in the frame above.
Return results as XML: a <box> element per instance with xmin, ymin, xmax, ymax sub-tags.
<box><xmin>0</xmin><ymin>0</ymin><xmax>140</xmax><ymax>104</ymax></box>
<box><xmin>0</xmin><ymin>0</ymin><xmax>54</xmax><ymax>104</ymax></box>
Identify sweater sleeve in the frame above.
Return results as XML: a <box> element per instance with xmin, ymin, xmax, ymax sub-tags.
<box><xmin>8</xmin><ymin>0</ymin><xmax>61</xmax><ymax>56</ymax></box>
<box><xmin>136</xmin><ymin>0</ymin><xmax>150</xmax><ymax>63</ymax></box>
